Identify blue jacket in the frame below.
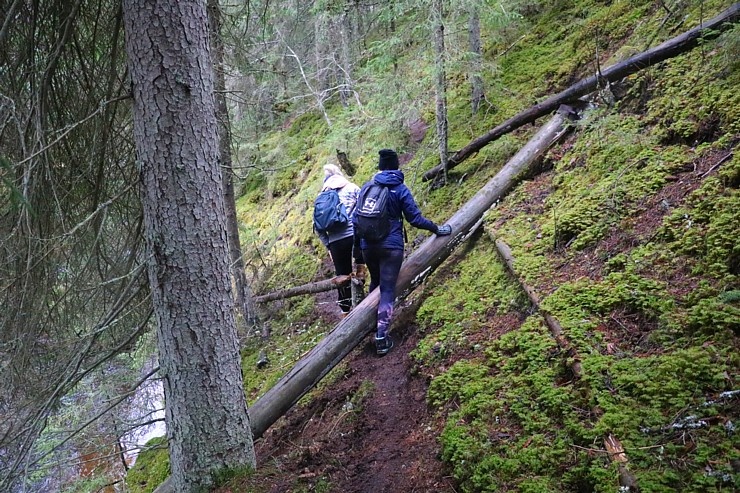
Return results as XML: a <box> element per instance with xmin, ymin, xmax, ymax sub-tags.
<box><xmin>353</xmin><ymin>170</ymin><xmax>437</xmax><ymax>250</ymax></box>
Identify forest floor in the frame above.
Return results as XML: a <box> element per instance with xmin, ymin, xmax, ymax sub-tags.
<box><xmin>218</xmin><ymin>287</ymin><xmax>460</xmax><ymax>493</ymax></box>
<box><xmin>213</xmin><ymin>146</ymin><xmax>729</xmax><ymax>493</ymax></box>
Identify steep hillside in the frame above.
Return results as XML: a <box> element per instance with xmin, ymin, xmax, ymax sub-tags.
<box><xmin>128</xmin><ymin>1</ymin><xmax>739</xmax><ymax>492</ymax></box>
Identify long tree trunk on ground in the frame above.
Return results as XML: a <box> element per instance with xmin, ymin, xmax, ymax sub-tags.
<box><xmin>491</xmin><ymin>236</ymin><xmax>638</xmax><ymax>491</ymax></box>
<box><xmin>254</xmin><ymin>275</ymin><xmax>351</xmax><ymax>303</ymax></box>
<box><xmin>247</xmin><ymin>107</ymin><xmax>576</xmax><ymax>438</ymax></box>
<box><xmin>122</xmin><ymin>1</ymin><xmax>255</xmax><ymax>491</ymax></box>
<box><xmin>492</xmin><ymin>238</ymin><xmax>582</xmax><ymax>375</ymax></box>
<box><xmin>468</xmin><ymin>3</ymin><xmax>484</xmax><ymax>115</ymax></box>
<box><xmin>207</xmin><ymin>0</ymin><xmax>261</xmax><ymax>337</ymax></box>
<box><xmin>433</xmin><ymin>0</ymin><xmax>449</xmax><ymax>181</ymax></box>
<box><xmin>150</xmin><ymin>106</ymin><xmax>576</xmax><ymax>493</ymax></box>
<box><xmin>422</xmin><ymin>3</ymin><xmax>740</xmax><ymax>181</ymax></box>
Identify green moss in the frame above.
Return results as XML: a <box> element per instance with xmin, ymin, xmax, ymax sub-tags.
<box><xmin>241</xmin><ymin>313</ymin><xmax>329</xmax><ymax>402</ymax></box>
<box><xmin>412</xmin><ymin>236</ymin><xmax>525</xmax><ymax>365</ymax></box>
<box><xmin>659</xmin><ymin>162</ymin><xmax>740</xmax><ymax>279</ymax></box>
<box><xmin>578</xmin><ymin>347</ymin><xmax>739</xmax><ymax>490</ymax></box>
<box><xmin>212</xmin><ymin>464</ymin><xmax>256</xmax><ymax>487</ymax></box>
<box><xmin>427</xmin><ymin>361</ymin><xmax>494</xmax><ymax>408</ymax></box>
<box><xmin>432</xmin><ymin>319</ymin><xmax>587</xmax><ymax>492</ymax></box>
<box><xmin>686</xmin><ymin>295</ymin><xmax>740</xmax><ymax>336</ymax></box>
<box><xmin>645</xmin><ymin>50</ymin><xmax>740</xmax><ymax>145</ymax></box>
<box><xmin>125</xmin><ymin>436</ymin><xmax>170</xmax><ymax>493</ymax></box>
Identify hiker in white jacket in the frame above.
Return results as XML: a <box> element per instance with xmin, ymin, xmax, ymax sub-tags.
<box><xmin>316</xmin><ymin>164</ymin><xmax>365</xmax><ymax>315</ymax></box>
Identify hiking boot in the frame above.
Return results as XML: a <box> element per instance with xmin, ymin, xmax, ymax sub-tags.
<box><xmin>375</xmin><ymin>335</ymin><xmax>393</xmax><ymax>356</ymax></box>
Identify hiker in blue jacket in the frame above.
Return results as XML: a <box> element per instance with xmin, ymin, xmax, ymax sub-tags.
<box><xmin>354</xmin><ymin>149</ymin><xmax>452</xmax><ymax>355</ymax></box>
<box><xmin>316</xmin><ymin>164</ymin><xmax>366</xmax><ymax>315</ymax></box>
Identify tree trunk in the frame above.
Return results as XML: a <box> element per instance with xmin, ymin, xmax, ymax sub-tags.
<box><xmin>336</xmin><ymin>149</ymin><xmax>356</xmax><ymax>176</ymax></box>
<box><xmin>339</xmin><ymin>5</ymin><xmax>354</xmax><ymax>106</ymax></box>
<box><xmin>468</xmin><ymin>4</ymin><xmax>484</xmax><ymax>115</ymax></box>
<box><xmin>122</xmin><ymin>1</ymin><xmax>255</xmax><ymax>491</ymax></box>
<box><xmin>433</xmin><ymin>0</ymin><xmax>449</xmax><ymax>181</ymax></box>
<box><xmin>491</xmin><ymin>236</ymin><xmax>638</xmax><ymax>490</ymax></box>
<box><xmin>254</xmin><ymin>275</ymin><xmax>351</xmax><ymax>304</ymax></box>
<box><xmin>207</xmin><ymin>0</ymin><xmax>261</xmax><ymax>338</ymax></box>
<box><xmin>314</xmin><ymin>12</ymin><xmax>330</xmax><ymax>94</ymax></box>
<box><xmin>422</xmin><ymin>3</ymin><xmax>740</xmax><ymax>181</ymax></box>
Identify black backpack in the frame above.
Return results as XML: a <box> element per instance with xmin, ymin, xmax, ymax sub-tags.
<box><xmin>354</xmin><ymin>182</ymin><xmax>391</xmax><ymax>242</ymax></box>
<box><xmin>313</xmin><ymin>189</ymin><xmax>349</xmax><ymax>234</ymax></box>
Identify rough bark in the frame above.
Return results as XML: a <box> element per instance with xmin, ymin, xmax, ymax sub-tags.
<box><xmin>254</xmin><ymin>275</ymin><xmax>351</xmax><ymax>304</ymax></box>
<box><xmin>433</xmin><ymin>0</ymin><xmax>449</xmax><ymax>181</ymax></box>
<box><xmin>122</xmin><ymin>1</ymin><xmax>255</xmax><ymax>491</ymax></box>
<box><xmin>422</xmin><ymin>3</ymin><xmax>740</xmax><ymax>181</ymax></box>
<box><xmin>468</xmin><ymin>4</ymin><xmax>484</xmax><ymax>115</ymax></box>
<box><xmin>207</xmin><ymin>0</ymin><xmax>261</xmax><ymax>337</ymax></box>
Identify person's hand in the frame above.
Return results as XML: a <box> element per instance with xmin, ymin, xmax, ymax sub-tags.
<box><xmin>353</xmin><ymin>263</ymin><xmax>367</xmax><ymax>282</ymax></box>
<box><xmin>436</xmin><ymin>224</ymin><xmax>452</xmax><ymax>236</ymax></box>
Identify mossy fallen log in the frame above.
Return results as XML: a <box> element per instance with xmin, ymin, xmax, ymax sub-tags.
<box><xmin>491</xmin><ymin>238</ymin><xmax>583</xmax><ymax>378</ymax></box>
<box><xmin>422</xmin><ymin>3</ymin><xmax>740</xmax><ymax>182</ymax></box>
<box><xmin>254</xmin><ymin>275</ymin><xmax>351</xmax><ymax>303</ymax></box>
<box><xmin>490</xmin><ymin>237</ymin><xmax>639</xmax><ymax>491</ymax></box>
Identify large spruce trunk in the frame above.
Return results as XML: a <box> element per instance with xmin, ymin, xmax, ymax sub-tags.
<box><xmin>122</xmin><ymin>1</ymin><xmax>255</xmax><ymax>491</ymax></box>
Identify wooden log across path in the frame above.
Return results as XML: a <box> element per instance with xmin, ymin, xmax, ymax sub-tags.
<box><xmin>246</xmin><ymin>107</ymin><xmax>577</xmax><ymax>439</ymax></box>
<box><xmin>254</xmin><ymin>275</ymin><xmax>351</xmax><ymax>303</ymax></box>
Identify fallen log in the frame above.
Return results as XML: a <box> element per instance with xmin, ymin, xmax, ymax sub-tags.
<box><xmin>254</xmin><ymin>275</ymin><xmax>351</xmax><ymax>304</ymax></box>
<box><xmin>152</xmin><ymin>108</ymin><xmax>576</xmax><ymax>493</ymax></box>
<box><xmin>605</xmin><ymin>434</ymin><xmax>639</xmax><ymax>491</ymax></box>
<box><xmin>422</xmin><ymin>3</ymin><xmax>740</xmax><ymax>182</ymax></box>
<box><xmin>247</xmin><ymin>106</ymin><xmax>577</xmax><ymax>439</ymax></box>
<box><xmin>491</xmin><ymin>236</ymin><xmax>638</xmax><ymax>490</ymax></box>
<box><xmin>491</xmin><ymin>238</ymin><xmax>583</xmax><ymax>378</ymax></box>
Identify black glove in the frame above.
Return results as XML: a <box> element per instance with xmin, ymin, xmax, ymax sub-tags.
<box><xmin>436</xmin><ymin>224</ymin><xmax>452</xmax><ymax>236</ymax></box>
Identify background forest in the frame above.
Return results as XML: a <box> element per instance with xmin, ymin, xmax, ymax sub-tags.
<box><xmin>1</xmin><ymin>0</ymin><xmax>738</xmax><ymax>492</ymax></box>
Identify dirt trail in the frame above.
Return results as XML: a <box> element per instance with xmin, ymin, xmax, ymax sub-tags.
<box><xmin>230</xmin><ymin>290</ymin><xmax>457</xmax><ymax>493</ymax></box>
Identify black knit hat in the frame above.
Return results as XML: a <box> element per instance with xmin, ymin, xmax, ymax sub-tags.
<box><xmin>378</xmin><ymin>149</ymin><xmax>400</xmax><ymax>170</ymax></box>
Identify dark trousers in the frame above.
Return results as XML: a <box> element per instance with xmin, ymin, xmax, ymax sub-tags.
<box><xmin>361</xmin><ymin>247</ymin><xmax>404</xmax><ymax>338</ymax></box>
<box><xmin>328</xmin><ymin>236</ymin><xmax>355</xmax><ymax>313</ymax></box>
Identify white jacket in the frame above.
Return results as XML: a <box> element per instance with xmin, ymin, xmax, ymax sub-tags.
<box><xmin>317</xmin><ymin>175</ymin><xmax>360</xmax><ymax>246</ymax></box>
